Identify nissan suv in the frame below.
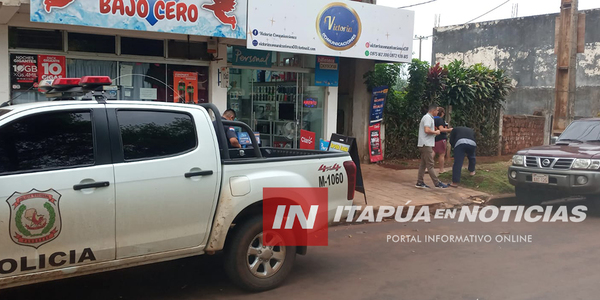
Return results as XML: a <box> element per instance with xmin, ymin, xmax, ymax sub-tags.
<box><xmin>508</xmin><ymin>118</ymin><xmax>600</xmax><ymax>203</ymax></box>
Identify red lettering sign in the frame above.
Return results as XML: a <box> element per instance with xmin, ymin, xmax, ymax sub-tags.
<box><xmin>37</xmin><ymin>55</ymin><xmax>66</xmax><ymax>82</ymax></box>
<box><xmin>300</xmin><ymin>130</ymin><xmax>316</xmax><ymax>150</ymax></box>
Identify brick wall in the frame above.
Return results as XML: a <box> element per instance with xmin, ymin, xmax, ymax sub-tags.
<box><xmin>501</xmin><ymin>115</ymin><xmax>546</xmax><ymax>155</ymax></box>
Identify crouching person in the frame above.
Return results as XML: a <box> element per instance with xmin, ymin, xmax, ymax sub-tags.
<box><xmin>449</xmin><ymin>127</ymin><xmax>476</xmax><ymax>187</ymax></box>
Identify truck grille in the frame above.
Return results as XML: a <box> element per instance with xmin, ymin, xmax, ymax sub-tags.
<box><xmin>524</xmin><ymin>156</ymin><xmax>574</xmax><ymax>170</ymax></box>
<box><xmin>525</xmin><ymin>156</ymin><xmax>538</xmax><ymax>167</ymax></box>
<box><xmin>554</xmin><ymin>158</ymin><xmax>574</xmax><ymax>169</ymax></box>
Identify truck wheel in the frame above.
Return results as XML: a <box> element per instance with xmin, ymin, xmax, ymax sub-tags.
<box><xmin>224</xmin><ymin>216</ymin><xmax>296</xmax><ymax>292</ymax></box>
<box><xmin>515</xmin><ymin>186</ymin><xmax>544</xmax><ymax>205</ymax></box>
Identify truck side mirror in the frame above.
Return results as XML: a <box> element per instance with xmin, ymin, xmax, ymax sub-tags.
<box><xmin>551</xmin><ymin>136</ymin><xmax>558</xmax><ymax>145</ymax></box>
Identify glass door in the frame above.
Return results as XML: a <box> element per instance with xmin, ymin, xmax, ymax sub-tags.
<box><xmin>298</xmin><ymin>73</ymin><xmax>326</xmax><ymax>150</ymax></box>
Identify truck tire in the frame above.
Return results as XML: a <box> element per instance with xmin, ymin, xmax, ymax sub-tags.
<box><xmin>224</xmin><ymin>216</ymin><xmax>296</xmax><ymax>292</ymax></box>
<box><xmin>515</xmin><ymin>186</ymin><xmax>544</xmax><ymax>205</ymax></box>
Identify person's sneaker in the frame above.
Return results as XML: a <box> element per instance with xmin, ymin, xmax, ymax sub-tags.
<box><xmin>435</xmin><ymin>182</ymin><xmax>450</xmax><ymax>188</ymax></box>
<box><xmin>415</xmin><ymin>182</ymin><xmax>430</xmax><ymax>189</ymax></box>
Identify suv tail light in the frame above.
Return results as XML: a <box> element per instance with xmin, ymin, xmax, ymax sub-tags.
<box><xmin>52</xmin><ymin>78</ymin><xmax>81</xmax><ymax>87</ymax></box>
<box><xmin>343</xmin><ymin>160</ymin><xmax>356</xmax><ymax>200</ymax></box>
<box><xmin>80</xmin><ymin>76</ymin><xmax>112</xmax><ymax>86</ymax></box>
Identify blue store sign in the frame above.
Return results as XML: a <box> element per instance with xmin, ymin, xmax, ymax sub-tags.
<box><xmin>315</xmin><ymin>56</ymin><xmax>339</xmax><ymax>87</ymax></box>
<box><xmin>370</xmin><ymin>86</ymin><xmax>389</xmax><ymax>124</ymax></box>
<box><xmin>316</xmin><ymin>3</ymin><xmax>362</xmax><ymax>51</ymax></box>
<box><xmin>231</xmin><ymin>46</ymin><xmax>272</xmax><ymax>68</ymax></box>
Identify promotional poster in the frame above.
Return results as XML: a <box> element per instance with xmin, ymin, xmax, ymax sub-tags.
<box><xmin>300</xmin><ymin>130</ymin><xmax>316</xmax><ymax>150</ymax></box>
<box><xmin>11</xmin><ymin>54</ymin><xmax>66</xmax><ymax>91</ymax></box>
<box><xmin>173</xmin><ymin>72</ymin><xmax>198</xmax><ymax>104</ymax></box>
<box><xmin>368</xmin><ymin>122</ymin><xmax>383</xmax><ymax>162</ymax></box>
<box><xmin>370</xmin><ymin>86</ymin><xmax>388</xmax><ymax>124</ymax></box>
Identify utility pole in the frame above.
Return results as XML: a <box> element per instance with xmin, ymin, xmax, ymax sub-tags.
<box><xmin>415</xmin><ymin>35</ymin><xmax>429</xmax><ymax>61</ymax></box>
<box><xmin>553</xmin><ymin>0</ymin><xmax>585</xmax><ymax>136</ymax></box>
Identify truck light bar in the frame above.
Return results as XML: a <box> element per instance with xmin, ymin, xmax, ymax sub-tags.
<box><xmin>80</xmin><ymin>76</ymin><xmax>112</xmax><ymax>86</ymax></box>
<box><xmin>52</xmin><ymin>78</ymin><xmax>81</xmax><ymax>87</ymax></box>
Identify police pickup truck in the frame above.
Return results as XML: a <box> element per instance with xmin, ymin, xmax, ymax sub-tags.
<box><xmin>0</xmin><ymin>76</ymin><xmax>356</xmax><ymax>291</ymax></box>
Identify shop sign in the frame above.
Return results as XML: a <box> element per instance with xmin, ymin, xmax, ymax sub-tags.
<box><xmin>369</xmin><ymin>86</ymin><xmax>388</xmax><ymax>124</ymax></box>
<box><xmin>11</xmin><ymin>54</ymin><xmax>66</xmax><ymax>91</ymax></box>
<box><xmin>30</xmin><ymin>0</ymin><xmax>247</xmax><ymax>39</ymax></box>
<box><xmin>173</xmin><ymin>72</ymin><xmax>198</xmax><ymax>104</ymax></box>
<box><xmin>247</xmin><ymin>0</ymin><xmax>414</xmax><ymax>62</ymax></box>
<box><xmin>300</xmin><ymin>130</ymin><xmax>316</xmax><ymax>150</ymax></box>
<box><xmin>231</xmin><ymin>46</ymin><xmax>272</xmax><ymax>68</ymax></box>
<box><xmin>315</xmin><ymin>56</ymin><xmax>338</xmax><ymax>87</ymax></box>
<box><xmin>369</xmin><ymin>122</ymin><xmax>383</xmax><ymax>163</ymax></box>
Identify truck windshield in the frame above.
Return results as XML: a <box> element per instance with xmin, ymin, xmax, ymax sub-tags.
<box><xmin>559</xmin><ymin>121</ymin><xmax>600</xmax><ymax>142</ymax></box>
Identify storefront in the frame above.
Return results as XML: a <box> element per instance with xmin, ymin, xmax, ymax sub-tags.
<box><xmin>9</xmin><ymin>27</ymin><xmax>211</xmax><ymax>104</ymax></box>
<box><xmin>226</xmin><ymin>46</ymin><xmax>326</xmax><ymax>148</ymax></box>
<box><xmin>0</xmin><ymin>0</ymin><xmax>415</xmax><ymax>156</ymax></box>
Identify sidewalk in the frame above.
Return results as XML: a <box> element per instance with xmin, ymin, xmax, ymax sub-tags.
<box><xmin>353</xmin><ymin>164</ymin><xmax>488</xmax><ymax>210</ymax></box>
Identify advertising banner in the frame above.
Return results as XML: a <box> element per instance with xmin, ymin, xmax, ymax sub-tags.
<box><xmin>173</xmin><ymin>72</ymin><xmax>198</xmax><ymax>104</ymax></box>
<box><xmin>370</xmin><ymin>86</ymin><xmax>388</xmax><ymax>124</ymax></box>
<box><xmin>300</xmin><ymin>130</ymin><xmax>316</xmax><ymax>150</ymax></box>
<box><xmin>315</xmin><ymin>56</ymin><xmax>339</xmax><ymax>86</ymax></box>
<box><xmin>11</xmin><ymin>54</ymin><xmax>38</xmax><ymax>91</ymax></box>
<box><xmin>38</xmin><ymin>55</ymin><xmax>66</xmax><ymax>82</ymax></box>
<box><xmin>11</xmin><ymin>54</ymin><xmax>67</xmax><ymax>91</ymax></box>
<box><xmin>247</xmin><ymin>0</ymin><xmax>414</xmax><ymax>62</ymax></box>
<box><xmin>30</xmin><ymin>0</ymin><xmax>247</xmax><ymax>39</ymax></box>
<box><xmin>368</xmin><ymin>123</ymin><xmax>383</xmax><ymax>163</ymax></box>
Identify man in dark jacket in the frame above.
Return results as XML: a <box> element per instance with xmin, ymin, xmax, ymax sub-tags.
<box><xmin>449</xmin><ymin>127</ymin><xmax>476</xmax><ymax>186</ymax></box>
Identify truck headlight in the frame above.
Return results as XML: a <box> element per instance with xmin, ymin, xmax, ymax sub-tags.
<box><xmin>590</xmin><ymin>160</ymin><xmax>600</xmax><ymax>169</ymax></box>
<box><xmin>512</xmin><ymin>155</ymin><xmax>525</xmax><ymax>166</ymax></box>
<box><xmin>573</xmin><ymin>159</ymin><xmax>591</xmax><ymax>169</ymax></box>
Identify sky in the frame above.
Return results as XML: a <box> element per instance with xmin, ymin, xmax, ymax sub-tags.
<box><xmin>377</xmin><ymin>0</ymin><xmax>600</xmax><ymax>63</ymax></box>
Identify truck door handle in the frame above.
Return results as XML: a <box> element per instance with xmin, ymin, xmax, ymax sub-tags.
<box><xmin>73</xmin><ymin>181</ymin><xmax>110</xmax><ymax>190</ymax></box>
<box><xmin>185</xmin><ymin>170</ymin><xmax>213</xmax><ymax>178</ymax></box>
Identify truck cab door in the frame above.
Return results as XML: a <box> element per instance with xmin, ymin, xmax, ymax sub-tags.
<box><xmin>109</xmin><ymin>106</ymin><xmax>221</xmax><ymax>259</ymax></box>
<box><xmin>0</xmin><ymin>105</ymin><xmax>115</xmax><ymax>277</ymax></box>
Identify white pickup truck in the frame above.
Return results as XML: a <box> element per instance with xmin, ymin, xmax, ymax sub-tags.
<box><xmin>0</xmin><ymin>77</ymin><xmax>356</xmax><ymax>291</ymax></box>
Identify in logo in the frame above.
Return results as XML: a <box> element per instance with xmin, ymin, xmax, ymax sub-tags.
<box><xmin>316</xmin><ymin>2</ymin><xmax>362</xmax><ymax>51</ymax></box>
<box><xmin>263</xmin><ymin>188</ymin><xmax>329</xmax><ymax>246</ymax></box>
<box><xmin>6</xmin><ymin>189</ymin><xmax>62</xmax><ymax>249</ymax></box>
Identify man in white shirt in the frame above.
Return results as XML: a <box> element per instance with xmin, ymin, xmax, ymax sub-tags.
<box><xmin>416</xmin><ymin>105</ymin><xmax>450</xmax><ymax>188</ymax></box>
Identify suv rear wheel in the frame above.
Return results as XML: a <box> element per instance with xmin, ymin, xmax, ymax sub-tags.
<box><xmin>224</xmin><ymin>216</ymin><xmax>296</xmax><ymax>292</ymax></box>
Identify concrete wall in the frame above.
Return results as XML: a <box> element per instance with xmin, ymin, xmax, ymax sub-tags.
<box><xmin>502</xmin><ymin>115</ymin><xmax>546</xmax><ymax>155</ymax></box>
<box><xmin>432</xmin><ymin>9</ymin><xmax>600</xmax><ymax>119</ymax></box>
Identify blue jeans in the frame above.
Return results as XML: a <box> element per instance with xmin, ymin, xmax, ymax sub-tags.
<box><xmin>452</xmin><ymin>144</ymin><xmax>476</xmax><ymax>183</ymax></box>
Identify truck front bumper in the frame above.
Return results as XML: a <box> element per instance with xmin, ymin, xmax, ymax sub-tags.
<box><xmin>508</xmin><ymin>166</ymin><xmax>600</xmax><ymax>195</ymax></box>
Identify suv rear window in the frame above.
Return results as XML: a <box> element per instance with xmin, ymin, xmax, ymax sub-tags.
<box><xmin>0</xmin><ymin>111</ymin><xmax>94</xmax><ymax>174</ymax></box>
<box><xmin>117</xmin><ymin>110</ymin><xmax>197</xmax><ymax>161</ymax></box>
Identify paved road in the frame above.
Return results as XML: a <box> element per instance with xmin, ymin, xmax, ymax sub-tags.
<box><xmin>3</xmin><ymin>199</ymin><xmax>600</xmax><ymax>300</ymax></box>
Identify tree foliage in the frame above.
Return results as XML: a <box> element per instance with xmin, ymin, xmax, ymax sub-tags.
<box><xmin>364</xmin><ymin>59</ymin><xmax>513</xmax><ymax>159</ymax></box>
